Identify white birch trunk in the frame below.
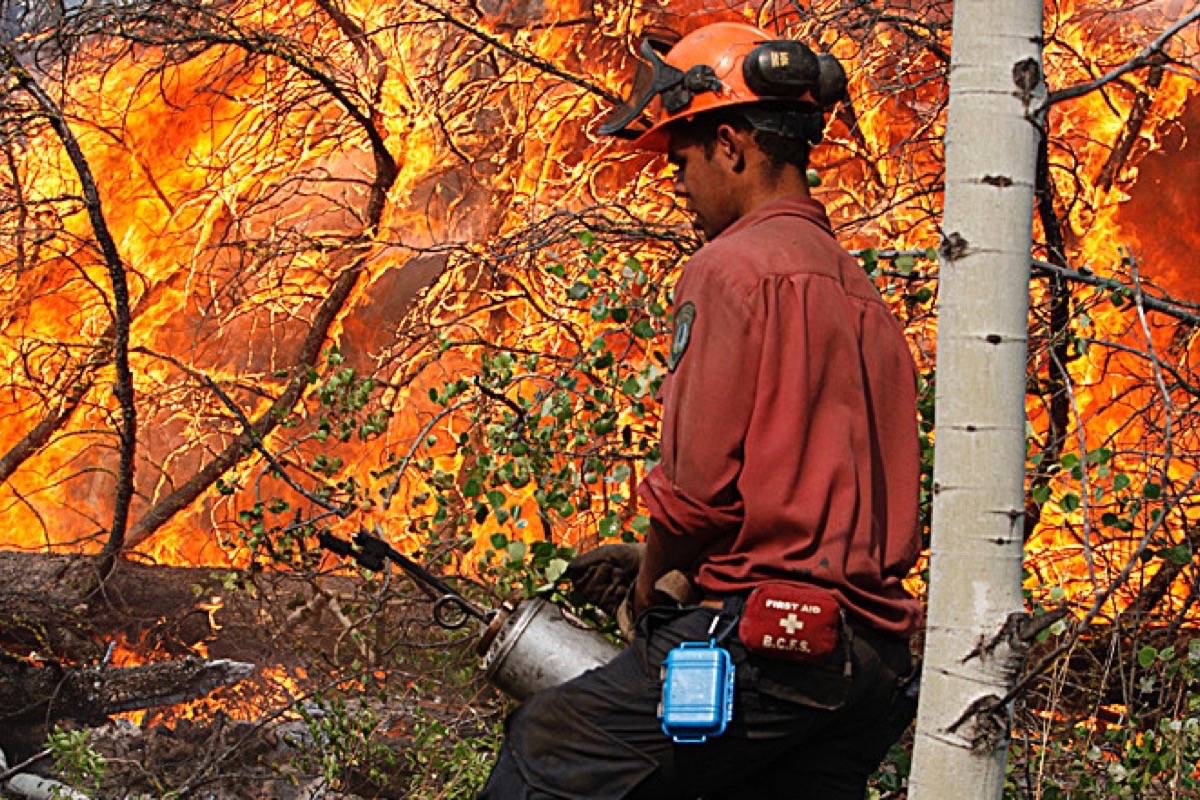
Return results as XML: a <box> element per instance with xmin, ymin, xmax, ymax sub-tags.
<box><xmin>908</xmin><ymin>1</ymin><xmax>1044</xmax><ymax>797</ymax></box>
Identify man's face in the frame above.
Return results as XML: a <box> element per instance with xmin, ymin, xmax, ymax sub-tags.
<box><xmin>666</xmin><ymin>133</ymin><xmax>739</xmax><ymax>240</ymax></box>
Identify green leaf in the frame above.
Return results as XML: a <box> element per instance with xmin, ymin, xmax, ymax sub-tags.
<box><xmin>599</xmin><ymin>512</ymin><xmax>621</xmax><ymax>538</ymax></box>
<box><xmin>1059</xmin><ymin>492</ymin><xmax>1080</xmax><ymax>513</ymax></box>
<box><xmin>506</xmin><ymin>541</ymin><xmax>526</xmax><ymax>562</ymax></box>
<box><xmin>463</xmin><ymin>477</ymin><xmax>483</xmax><ymax>497</ymax></box>
<box><xmin>567</xmin><ymin>282</ymin><xmax>591</xmax><ymax>300</ymax></box>
<box><xmin>544</xmin><ymin>558</ymin><xmax>569</xmax><ymax>583</ymax></box>
<box><xmin>1144</xmin><ymin>482</ymin><xmax>1162</xmax><ymax>499</ymax></box>
<box><xmin>1138</xmin><ymin>645</ymin><xmax>1157</xmax><ymax>669</ymax></box>
<box><xmin>1114</xmin><ymin>473</ymin><xmax>1131</xmax><ymax>492</ymax></box>
<box><xmin>632</xmin><ymin>319</ymin><xmax>655</xmax><ymax>339</ymax></box>
<box><xmin>860</xmin><ymin>248</ymin><xmax>878</xmax><ymax>274</ymax></box>
<box><xmin>1032</xmin><ymin>483</ymin><xmax>1051</xmax><ymax>506</ymax></box>
<box><xmin>895</xmin><ymin>254</ymin><xmax>915</xmax><ymax>274</ymax></box>
<box><xmin>1061</xmin><ymin>453</ymin><xmax>1079</xmax><ymax>469</ymax></box>
<box><xmin>577</xmin><ymin>230</ymin><xmax>595</xmax><ymax>246</ymax></box>
<box><xmin>805</xmin><ymin>169</ymin><xmax>821</xmax><ymax>187</ymax></box>
<box><xmin>1163</xmin><ymin>545</ymin><xmax>1191</xmax><ymax>566</ymax></box>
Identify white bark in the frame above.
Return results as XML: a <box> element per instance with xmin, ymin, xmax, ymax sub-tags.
<box><xmin>908</xmin><ymin>1</ymin><xmax>1043</xmax><ymax>797</ymax></box>
<box><xmin>0</xmin><ymin>748</ymin><xmax>92</xmax><ymax>800</ymax></box>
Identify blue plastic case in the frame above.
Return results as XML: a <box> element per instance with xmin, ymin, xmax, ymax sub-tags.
<box><xmin>658</xmin><ymin>640</ymin><xmax>735</xmax><ymax>743</ymax></box>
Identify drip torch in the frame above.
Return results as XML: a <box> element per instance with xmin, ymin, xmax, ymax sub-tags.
<box><xmin>318</xmin><ymin>530</ymin><xmax>620</xmax><ymax>700</ymax></box>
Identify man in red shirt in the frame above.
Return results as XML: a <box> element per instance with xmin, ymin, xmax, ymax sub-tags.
<box><xmin>480</xmin><ymin>22</ymin><xmax>922</xmax><ymax>799</ymax></box>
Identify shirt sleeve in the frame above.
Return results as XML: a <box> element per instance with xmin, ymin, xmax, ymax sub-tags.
<box><xmin>637</xmin><ymin>256</ymin><xmax>765</xmax><ymax>542</ymax></box>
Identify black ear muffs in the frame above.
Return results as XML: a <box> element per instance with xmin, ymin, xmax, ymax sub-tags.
<box><xmin>743</xmin><ymin>42</ymin><xmax>847</xmax><ymax>111</ymax></box>
<box><xmin>742</xmin><ymin>41</ymin><xmax>819</xmax><ymax>99</ymax></box>
<box><xmin>814</xmin><ymin>53</ymin><xmax>848</xmax><ymax>107</ymax></box>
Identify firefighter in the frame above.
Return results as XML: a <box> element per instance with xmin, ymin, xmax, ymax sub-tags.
<box><xmin>479</xmin><ymin>21</ymin><xmax>922</xmax><ymax>799</ymax></box>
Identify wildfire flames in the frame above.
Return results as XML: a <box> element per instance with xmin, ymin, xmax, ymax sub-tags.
<box><xmin>1</xmin><ymin>0</ymin><xmax>1199</xmax><ymax>732</ymax></box>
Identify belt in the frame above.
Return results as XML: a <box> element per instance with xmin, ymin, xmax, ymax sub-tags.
<box><xmin>699</xmin><ymin>598</ymin><xmax>724</xmax><ymax>610</ymax></box>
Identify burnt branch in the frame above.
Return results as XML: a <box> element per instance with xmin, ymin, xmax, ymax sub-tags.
<box><xmin>3</xmin><ymin>47</ymin><xmax>137</xmax><ymax>584</ymax></box>
<box><xmin>994</xmin><ymin>470</ymin><xmax>1200</xmax><ymax>710</ymax></box>
<box><xmin>113</xmin><ymin>10</ymin><xmax>400</xmax><ymax>549</ymax></box>
<box><xmin>1026</xmin><ymin>126</ymin><xmax>1074</xmax><ymax>541</ymax></box>
<box><xmin>1043</xmin><ymin>8</ymin><xmax>1200</xmax><ymax>110</ymax></box>
<box><xmin>1097</xmin><ymin>62</ymin><xmax>1165</xmax><ymax>191</ymax></box>
<box><xmin>410</xmin><ymin>0</ymin><xmax>622</xmax><ymax>105</ymax></box>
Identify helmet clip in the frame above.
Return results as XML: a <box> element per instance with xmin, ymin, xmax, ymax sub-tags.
<box><xmin>662</xmin><ymin>65</ymin><xmax>722</xmax><ymax>114</ymax></box>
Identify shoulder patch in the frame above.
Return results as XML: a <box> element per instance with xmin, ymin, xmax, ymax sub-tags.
<box><xmin>668</xmin><ymin>301</ymin><xmax>696</xmax><ymax>372</ymax></box>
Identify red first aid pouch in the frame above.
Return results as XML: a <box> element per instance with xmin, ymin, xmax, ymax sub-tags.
<box><xmin>738</xmin><ymin>581</ymin><xmax>842</xmax><ymax>663</ymax></box>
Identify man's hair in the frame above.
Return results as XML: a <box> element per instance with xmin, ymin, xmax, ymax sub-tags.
<box><xmin>672</xmin><ymin>105</ymin><xmax>823</xmax><ymax>174</ymax></box>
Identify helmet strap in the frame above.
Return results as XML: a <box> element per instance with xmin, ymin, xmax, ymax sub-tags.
<box><xmin>740</xmin><ymin>106</ymin><xmax>827</xmax><ymax>145</ymax></box>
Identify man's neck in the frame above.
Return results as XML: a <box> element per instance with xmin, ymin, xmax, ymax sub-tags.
<box><xmin>738</xmin><ymin>167</ymin><xmax>812</xmax><ymax>220</ymax></box>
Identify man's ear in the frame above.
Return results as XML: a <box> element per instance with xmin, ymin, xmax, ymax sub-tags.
<box><xmin>713</xmin><ymin>123</ymin><xmax>748</xmax><ymax>172</ymax></box>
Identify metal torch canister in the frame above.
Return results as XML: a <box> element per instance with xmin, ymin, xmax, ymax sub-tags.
<box><xmin>477</xmin><ymin>598</ymin><xmax>621</xmax><ymax>701</ymax></box>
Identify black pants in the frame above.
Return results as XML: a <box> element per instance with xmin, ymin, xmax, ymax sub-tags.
<box><xmin>479</xmin><ymin>604</ymin><xmax>916</xmax><ymax>800</ymax></box>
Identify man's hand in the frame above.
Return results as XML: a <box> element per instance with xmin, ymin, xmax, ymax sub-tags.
<box><xmin>564</xmin><ymin>543</ymin><xmax>644</xmax><ymax>617</ymax></box>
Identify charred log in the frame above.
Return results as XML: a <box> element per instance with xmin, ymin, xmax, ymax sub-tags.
<box><xmin>0</xmin><ymin>655</ymin><xmax>253</xmax><ymax>762</ymax></box>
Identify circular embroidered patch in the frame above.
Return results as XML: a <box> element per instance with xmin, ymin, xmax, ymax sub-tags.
<box><xmin>668</xmin><ymin>301</ymin><xmax>696</xmax><ymax>372</ymax></box>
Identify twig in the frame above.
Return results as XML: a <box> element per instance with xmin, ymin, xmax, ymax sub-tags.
<box><xmin>992</xmin><ymin>470</ymin><xmax>1200</xmax><ymax>710</ymax></box>
<box><xmin>1078</xmin><ymin>337</ymin><xmax>1200</xmax><ymax>397</ymax></box>
<box><xmin>1032</xmin><ymin>259</ymin><xmax>1200</xmax><ymax>324</ymax></box>
<box><xmin>410</xmin><ymin>0</ymin><xmax>622</xmax><ymax>105</ymax></box>
<box><xmin>1049</xmin><ymin>343</ymin><xmax>1096</xmax><ymax>587</ymax></box>
<box><xmin>202</xmin><ymin>372</ymin><xmax>347</xmax><ymax>516</ymax></box>
<box><xmin>133</xmin><ymin>348</ymin><xmax>346</xmax><ymax>516</ymax></box>
<box><xmin>0</xmin><ymin>747</ymin><xmax>51</xmax><ymax>784</ymax></box>
<box><xmin>381</xmin><ymin>396</ymin><xmax>474</xmax><ymax>510</ymax></box>
<box><xmin>1042</xmin><ymin>9</ymin><xmax>1200</xmax><ymax>111</ymax></box>
<box><xmin>1130</xmin><ymin>258</ymin><xmax>1176</xmax><ymax>452</ymax></box>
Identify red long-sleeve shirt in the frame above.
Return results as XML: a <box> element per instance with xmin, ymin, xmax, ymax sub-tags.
<box><xmin>637</xmin><ymin>195</ymin><xmax>923</xmax><ymax>637</ymax></box>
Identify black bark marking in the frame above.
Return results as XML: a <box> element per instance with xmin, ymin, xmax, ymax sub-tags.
<box><xmin>940</xmin><ymin>232</ymin><xmax>969</xmax><ymax>261</ymax></box>
<box><xmin>1012</xmin><ymin>57</ymin><xmax>1042</xmax><ymax>105</ymax></box>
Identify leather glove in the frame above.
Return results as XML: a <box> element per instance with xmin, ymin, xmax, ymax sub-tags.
<box><xmin>564</xmin><ymin>543</ymin><xmax>644</xmax><ymax>617</ymax></box>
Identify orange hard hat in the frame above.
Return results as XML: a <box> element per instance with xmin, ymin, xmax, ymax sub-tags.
<box><xmin>598</xmin><ymin>21</ymin><xmax>847</xmax><ymax>152</ymax></box>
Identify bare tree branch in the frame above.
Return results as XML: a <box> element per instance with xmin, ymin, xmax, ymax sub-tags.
<box><xmin>1043</xmin><ymin>8</ymin><xmax>1200</xmax><ymax>110</ymax></box>
<box><xmin>2</xmin><ymin>45</ymin><xmax>136</xmax><ymax>584</ymax></box>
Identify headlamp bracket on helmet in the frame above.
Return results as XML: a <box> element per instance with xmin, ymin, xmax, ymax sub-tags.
<box><xmin>662</xmin><ymin>64</ymin><xmax>722</xmax><ymax>115</ymax></box>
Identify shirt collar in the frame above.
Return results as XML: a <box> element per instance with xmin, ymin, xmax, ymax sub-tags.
<box><xmin>714</xmin><ymin>194</ymin><xmax>833</xmax><ymax>241</ymax></box>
